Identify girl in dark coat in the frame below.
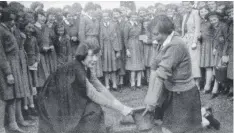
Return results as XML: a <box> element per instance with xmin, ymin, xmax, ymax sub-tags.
<box><xmin>124</xmin><ymin>12</ymin><xmax>144</xmax><ymax>90</ymax></box>
<box><xmin>100</xmin><ymin>10</ymin><xmax>121</xmax><ymax>90</ymax></box>
<box><xmin>224</xmin><ymin>6</ymin><xmax>233</xmax><ymax>99</ymax></box>
<box><xmin>0</xmin><ymin>10</ymin><xmax>31</xmax><ymax>133</ymax></box>
<box><xmin>199</xmin><ymin>6</ymin><xmax>215</xmax><ymax>93</ymax></box>
<box><xmin>24</xmin><ymin>22</ymin><xmax>40</xmax><ymax>117</ymax></box>
<box><xmin>37</xmin><ymin>41</ymin><xmax>133</xmax><ymax>133</ymax></box>
<box><xmin>205</xmin><ymin>12</ymin><xmax>228</xmax><ymax>99</ymax></box>
<box><xmin>112</xmin><ymin>8</ymin><xmax>126</xmax><ymax>90</ymax></box>
<box><xmin>65</xmin><ymin>12</ymin><xmax>79</xmax><ymax>59</ymax></box>
<box><xmin>54</xmin><ymin>24</ymin><xmax>72</xmax><ymax>67</ymax></box>
<box><xmin>33</xmin><ymin>10</ymin><xmax>48</xmax><ymax>88</ymax></box>
<box><xmin>41</xmin><ymin>12</ymin><xmax>57</xmax><ymax>75</ymax></box>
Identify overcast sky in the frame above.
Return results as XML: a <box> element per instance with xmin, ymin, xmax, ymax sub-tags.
<box><xmin>19</xmin><ymin>1</ymin><xmax>181</xmax><ymax>10</ymax></box>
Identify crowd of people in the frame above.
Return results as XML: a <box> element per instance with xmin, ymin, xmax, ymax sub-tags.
<box><xmin>0</xmin><ymin>1</ymin><xmax>232</xmax><ymax>133</ymax></box>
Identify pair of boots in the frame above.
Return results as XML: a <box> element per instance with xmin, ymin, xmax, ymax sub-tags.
<box><xmin>7</xmin><ymin>99</ymin><xmax>35</xmax><ymax>133</ymax></box>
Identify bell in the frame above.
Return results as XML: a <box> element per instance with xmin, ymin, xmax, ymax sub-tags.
<box><xmin>132</xmin><ymin>106</ymin><xmax>154</xmax><ymax>132</ymax></box>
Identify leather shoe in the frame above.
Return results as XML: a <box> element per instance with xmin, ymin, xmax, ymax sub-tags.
<box><xmin>130</xmin><ymin>86</ymin><xmax>136</xmax><ymax>91</ymax></box>
<box><xmin>210</xmin><ymin>93</ymin><xmax>218</xmax><ymax>99</ymax></box>
<box><xmin>203</xmin><ymin>90</ymin><xmax>210</xmax><ymax>94</ymax></box>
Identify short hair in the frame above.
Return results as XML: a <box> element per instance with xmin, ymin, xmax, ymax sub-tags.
<box><xmin>30</xmin><ymin>2</ymin><xmax>44</xmax><ymax>10</ymax></box>
<box><xmin>166</xmin><ymin>4</ymin><xmax>178</xmax><ymax>11</ymax></box>
<box><xmin>102</xmin><ymin>10</ymin><xmax>112</xmax><ymax>17</ymax></box>
<box><xmin>198</xmin><ymin>4</ymin><xmax>209</xmax><ymax>11</ymax></box>
<box><xmin>0</xmin><ymin>1</ymin><xmax>7</xmax><ymax>8</ymax></box>
<box><xmin>34</xmin><ymin>9</ymin><xmax>45</xmax><ymax>21</ymax></box>
<box><xmin>1</xmin><ymin>8</ymin><xmax>15</xmax><ymax>22</ymax></box>
<box><xmin>76</xmin><ymin>41</ymin><xmax>101</xmax><ymax>62</ymax></box>
<box><xmin>95</xmin><ymin>4</ymin><xmax>102</xmax><ymax>10</ymax></box>
<box><xmin>112</xmin><ymin>8</ymin><xmax>122</xmax><ymax>14</ymax></box>
<box><xmin>148</xmin><ymin>15</ymin><xmax>175</xmax><ymax>35</ymax></box>
<box><xmin>72</xmin><ymin>3</ymin><xmax>82</xmax><ymax>12</ymax></box>
<box><xmin>182</xmin><ymin>1</ymin><xmax>195</xmax><ymax>5</ymax></box>
<box><xmin>84</xmin><ymin>2</ymin><xmax>95</xmax><ymax>12</ymax></box>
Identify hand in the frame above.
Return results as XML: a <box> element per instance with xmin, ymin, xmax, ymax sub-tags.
<box><xmin>33</xmin><ymin>62</ymin><xmax>38</xmax><ymax>69</ymax></box>
<box><xmin>43</xmin><ymin>47</ymin><xmax>50</xmax><ymax>52</ymax></box>
<box><xmin>142</xmin><ymin>105</ymin><xmax>155</xmax><ymax>116</ymax></box>
<box><xmin>121</xmin><ymin>106</ymin><xmax>133</xmax><ymax>116</ymax></box>
<box><xmin>71</xmin><ymin>36</ymin><xmax>78</xmax><ymax>41</ymax></box>
<box><xmin>222</xmin><ymin>56</ymin><xmax>229</xmax><ymax>63</ymax></box>
<box><xmin>213</xmin><ymin>49</ymin><xmax>217</xmax><ymax>55</ymax></box>
<box><xmin>191</xmin><ymin>43</ymin><xmax>197</xmax><ymax>50</ymax></box>
<box><xmin>116</xmin><ymin>52</ymin><xmax>121</xmax><ymax>58</ymax></box>
<box><xmin>50</xmin><ymin>46</ymin><xmax>55</xmax><ymax>51</ymax></box>
<box><xmin>152</xmin><ymin>40</ymin><xmax>158</xmax><ymax>45</ymax></box>
<box><xmin>126</xmin><ymin>49</ymin><xmax>131</xmax><ymax>58</ymax></box>
<box><xmin>7</xmin><ymin>74</ymin><xmax>14</xmax><ymax>85</ymax></box>
<box><xmin>20</xmin><ymin>32</ymin><xmax>26</xmax><ymax>39</ymax></box>
<box><xmin>143</xmin><ymin>38</ymin><xmax>148</xmax><ymax>43</ymax></box>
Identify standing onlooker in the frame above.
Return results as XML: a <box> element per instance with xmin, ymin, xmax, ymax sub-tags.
<box><xmin>0</xmin><ymin>2</ymin><xmax>11</xmax><ymax>133</ymax></box>
<box><xmin>33</xmin><ymin>10</ymin><xmax>48</xmax><ymax>88</ymax></box>
<box><xmin>24</xmin><ymin>22</ymin><xmax>40</xmax><ymax>118</ymax></box>
<box><xmin>124</xmin><ymin>12</ymin><xmax>144</xmax><ymax>90</ymax></box>
<box><xmin>42</xmin><ymin>12</ymin><xmax>57</xmax><ymax>74</ymax></box>
<box><xmin>100</xmin><ymin>10</ymin><xmax>121</xmax><ymax>91</ymax></box>
<box><xmin>113</xmin><ymin>8</ymin><xmax>126</xmax><ymax>90</ymax></box>
<box><xmin>166</xmin><ymin>4</ymin><xmax>183</xmax><ymax>35</ymax></box>
<box><xmin>142</xmin><ymin>19</ymin><xmax>153</xmax><ymax>84</ymax></box>
<box><xmin>54</xmin><ymin>24</ymin><xmax>72</xmax><ymax>68</ymax></box>
<box><xmin>30</xmin><ymin>2</ymin><xmax>44</xmax><ymax>13</ymax></box>
<box><xmin>199</xmin><ymin>6</ymin><xmax>214</xmax><ymax>93</ymax></box>
<box><xmin>0</xmin><ymin>9</ymin><xmax>27</xmax><ymax>133</ymax></box>
<box><xmin>207</xmin><ymin>1</ymin><xmax>217</xmax><ymax>12</ymax></box>
<box><xmin>10</xmin><ymin>2</ymin><xmax>37</xmax><ymax>126</ymax></box>
<box><xmin>69</xmin><ymin>3</ymin><xmax>82</xmax><ymax>59</ymax></box>
<box><xmin>206</xmin><ymin>12</ymin><xmax>228</xmax><ymax>99</ymax></box>
<box><xmin>65</xmin><ymin>11</ymin><xmax>79</xmax><ymax>60</ymax></box>
<box><xmin>79</xmin><ymin>2</ymin><xmax>103</xmax><ymax>78</ymax></box>
<box><xmin>182</xmin><ymin>1</ymin><xmax>201</xmax><ymax>90</ymax></box>
<box><xmin>224</xmin><ymin>5</ymin><xmax>233</xmax><ymax>99</ymax></box>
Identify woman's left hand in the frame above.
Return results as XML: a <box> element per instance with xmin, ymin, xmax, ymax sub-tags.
<box><xmin>121</xmin><ymin>106</ymin><xmax>133</xmax><ymax>116</ymax></box>
<box><xmin>143</xmin><ymin>105</ymin><xmax>155</xmax><ymax>115</ymax></box>
<box><xmin>116</xmin><ymin>52</ymin><xmax>121</xmax><ymax>58</ymax></box>
<box><xmin>222</xmin><ymin>56</ymin><xmax>229</xmax><ymax>63</ymax></box>
<box><xmin>191</xmin><ymin>43</ymin><xmax>197</xmax><ymax>50</ymax></box>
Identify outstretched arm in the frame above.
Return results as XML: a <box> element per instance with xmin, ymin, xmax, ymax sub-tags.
<box><xmin>86</xmin><ymin>79</ymin><xmax>132</xmax><ymax>116</ymax></box>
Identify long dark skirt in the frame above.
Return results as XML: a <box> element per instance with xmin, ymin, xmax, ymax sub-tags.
<box><xmin>38</xmin><ymin>102</ymin><xmax>106</xmax><ymax>133</ymax></box>
<box><xmin>161</xmin><ymin>86</ymin><xmax>202</xmax><ymax>133</ymax></box>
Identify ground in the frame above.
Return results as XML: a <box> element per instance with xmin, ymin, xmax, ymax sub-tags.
<box><xmin>6</xmin><ymin>86</ymin><xmax>233</xmax><ymax>133</ymax></box>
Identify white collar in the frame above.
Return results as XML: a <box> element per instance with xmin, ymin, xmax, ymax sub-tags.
<box><xmin>34</xmin><ymin>22</ymin><xmax>42</xmax><ymax>29</ymax></box>
<box><xmin>103</xmin><ymin>21</ymin><xmax>110</xmax><ymax>27</ymax></box>
<box><xmin>84</xmin><ymin>12</ymin><xmax>93</xmax><ymax>20</ymax></box>
<box><xmin>162</xmin><ymin>31</ymin><xmax>175</xmax><ymax>47</ymax></box>
<box><xmin>130</xmin><ymin>21</ymin><xmax>137</xmax><ymax>26</ymax></box>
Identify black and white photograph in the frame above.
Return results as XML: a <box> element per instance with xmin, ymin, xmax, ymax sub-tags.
<box><xmin>0</xmin><ymin>1</ymin><xmax>232</xmax><ymax>133</ymax></box>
